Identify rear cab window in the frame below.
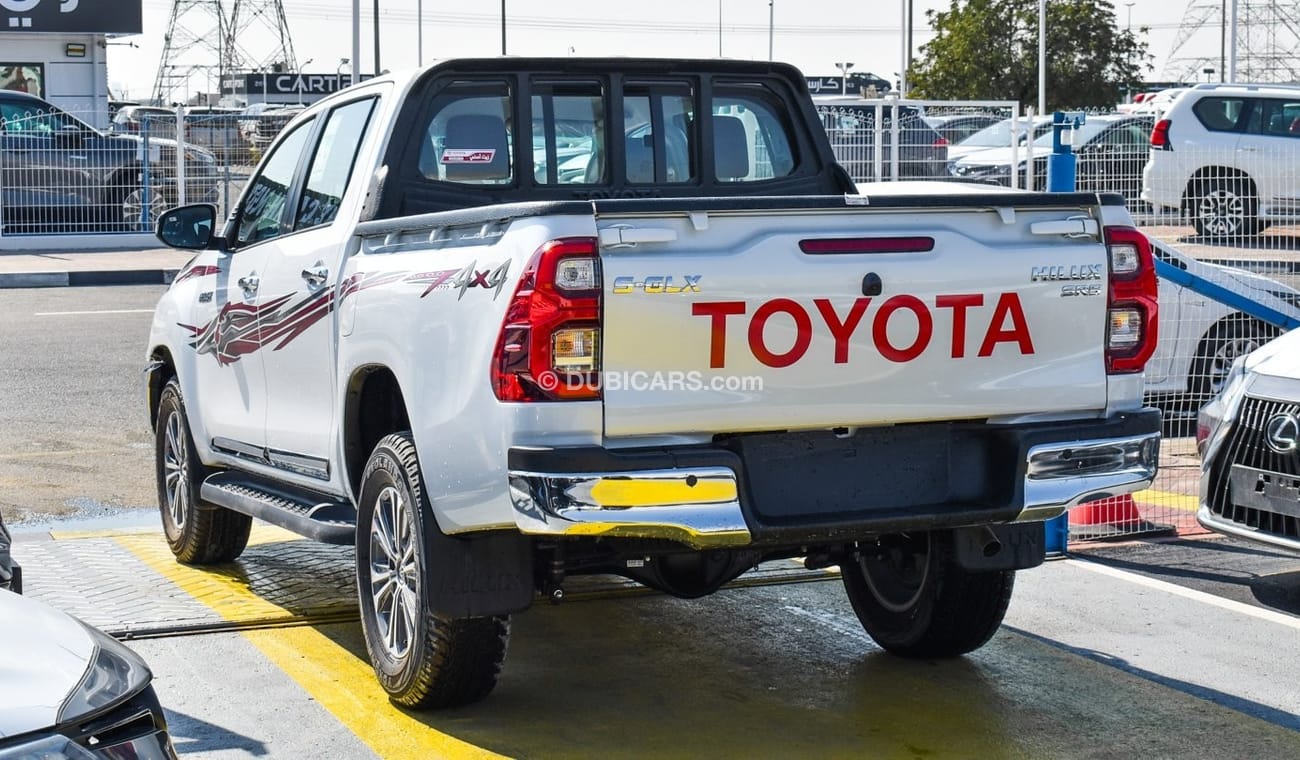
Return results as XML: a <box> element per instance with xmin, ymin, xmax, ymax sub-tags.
<box><xmin>382</xmin><ymin>61</ymin><xmax>836</xmax><ymax>216</ymax></box>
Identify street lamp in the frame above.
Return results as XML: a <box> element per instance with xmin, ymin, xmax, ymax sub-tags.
<box><xmin>835</xmin><ymin>61</ymin><xmax>855</xmax><ymax>96</ymax></box>
<box><xmin>297</xmin><ymin>58</ymin><xmax>313</xmax><ymax>104</ymax></box>
<box><xmin>337</xmin><ymin>57</ymin><xmax>350</xmax><ymax>90</ymax></box>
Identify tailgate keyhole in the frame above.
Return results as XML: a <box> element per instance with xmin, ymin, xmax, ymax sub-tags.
<box><xmin>862</xmin><ymin>272</ymin><xmax>883</xmax><ymax>297</ymax></box>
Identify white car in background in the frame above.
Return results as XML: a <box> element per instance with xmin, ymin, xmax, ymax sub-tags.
<box><xmin>945</xmin><ymin>116</ymin><xmax>1052</xmax><ymax>163</ymax></box>
<box><xmin>1145</xmin><ymin>237</ymin><xmax>1300</xmax><ymax>408</ymax></box>
<box><xmin>1143</xmin><ymin>83</ymin><xmax>1300</xmax><ymax>237</ymax></box>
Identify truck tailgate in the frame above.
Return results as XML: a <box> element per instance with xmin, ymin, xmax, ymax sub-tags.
<box><xmin>597</xmin><ymin>197</ymin><xmax>1110</xmax><ymax>438</ymax></box>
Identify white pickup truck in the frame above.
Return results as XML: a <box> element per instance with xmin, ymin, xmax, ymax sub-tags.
<box><xmin>146</xmin><ymin>58</ymin><xmax>1161</xmax><ymax>709</ymax></box>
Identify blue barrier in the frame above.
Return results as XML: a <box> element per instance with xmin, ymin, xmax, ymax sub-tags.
<box><xmin>1153</xmin><ymin>258</ymin><xmax>1300</xmax><ymax>331</ymax></box>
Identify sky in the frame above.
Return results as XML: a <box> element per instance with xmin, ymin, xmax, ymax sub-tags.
<box><xmin>106</xmin><ymin>1</ymin><xmax>1219</xmax><ymax>103</ymax></box>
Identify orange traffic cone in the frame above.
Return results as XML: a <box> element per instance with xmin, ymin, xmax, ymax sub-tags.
<box><xmin>1069</xmin><ymin>494</ymin><xmax>1142</xmax><ymax>528</ymax></box>
<box><xmin>1067</xmin><ymin>494</ymin><xmax>1172</xmax><ymax>540</ymax></box>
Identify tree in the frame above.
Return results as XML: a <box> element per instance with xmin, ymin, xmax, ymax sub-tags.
<box><xmin>908</xmin><ymin>0</ymin><xmax>1149</xmax><ymax>111</ymax></box>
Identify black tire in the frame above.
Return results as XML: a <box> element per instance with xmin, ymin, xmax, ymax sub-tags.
<box><xmin>154</xmin><ymin>380</ymin><xmax>252</xmax><ymax>564</ymax></box>
<box><xmin>356</xmin><ymin>432</ymin><xmax>510</xmax><ymax>709</ymax></box>
<box><xmin>840</xmin><ymin>531</ymin><xmax>1014</xmax><ymax>658</ymax></box>
<box><xmin>1190</xmin><ymin>176</ymin><xmax>1262</xmax><ymax>239</ymax></box>
<box><xmin>1190</xmin><ymin>319</ymin><xmax>1275</xmax><ymax>399</ymax></box>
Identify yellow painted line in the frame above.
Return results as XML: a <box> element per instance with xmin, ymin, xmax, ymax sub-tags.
<box><xmin>115</xmin><ymin>531</ymin><xmax>505</xmax><ymax>759</ymax></box>
<box><xmin>1131</xmin><ymin>488</ymin><xmax>1199</xmax><ymax>513</ymax></box>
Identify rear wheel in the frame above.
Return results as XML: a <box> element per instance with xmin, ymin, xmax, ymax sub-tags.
<box><xmin>356</xmin><ymin>432</ymin><xmax>510</xmax><ymax>708</ymax></box>
<box><xmin>1191</xmin><ymin>319</ymin><xmax>1275</xmax><ymax>399</ymax></box>
<box><xmin>841</xmin><ymin>531</ymin><xmax>1014</xmax><ymax>657</ymax></box>
<box><xmin>1190</xmin><ymin>177</ymin><xmax>1261</xmax><ymax>238</ymax></box>
<box><xmin>154</xmin><ymin>380</ymin><xmax>251</xmax><ymax>564</ymax></box>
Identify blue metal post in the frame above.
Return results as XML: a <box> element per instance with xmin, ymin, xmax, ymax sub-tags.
<box><xmin>1046</xmin><ymin>111</ymin><xmax>1084</xmax><ymax>193</ymax></box>
<box><xmin>1043</xmin><ymin>111</ymin><xmax>1084</xmax><ymax>555</ymax></box>
<box><xmin>139</xmin><ymin>127</ymin><xmax>151</xmax><ymax>233</ymax></box>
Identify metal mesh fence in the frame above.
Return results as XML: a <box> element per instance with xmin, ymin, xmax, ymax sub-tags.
<box><xmin>816</xmin><ymin>102</ymin><xmax>1300</xmax><ymax>543</ymax></box>
<box><xmin>0</xmin><ymin>103</ymin><xmax>252</xmax><ymax>238</ymax></box>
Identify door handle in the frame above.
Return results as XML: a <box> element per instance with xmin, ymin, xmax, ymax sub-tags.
<box><xmin>301</xmin><ymin>263</ymin><xmax>329</xmax><ymax>287</ymax></box>
<box><xmin>237</xmin><ymin>273</ymin><xmax>259</xmax><ymax>293</ymax></box>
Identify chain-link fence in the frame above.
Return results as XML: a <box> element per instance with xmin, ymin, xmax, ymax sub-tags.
<box><xmin>0</xmin><ymin>102</ymin><xmax>253</xmax><ymax>240</ymax></box>
<box><xmin>815</xmin><ymin>100</ymin><xmax>1300</xmax><ymax>543</ymax></box>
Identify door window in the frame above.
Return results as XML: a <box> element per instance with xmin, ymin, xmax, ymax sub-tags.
<box><xmin>295</xmin><ymin>98</ymin><xmax>377</xmax><ymax>230</ymax></box>
<box><xmin>1256</xmin><ymin>98</ymin><xmax>1300</xmax><ymax>138</ymax></box>
<box><xmin>236</xmin><ymin>118</ymin><xmax>316</xmax><ymax>246</ymax></box>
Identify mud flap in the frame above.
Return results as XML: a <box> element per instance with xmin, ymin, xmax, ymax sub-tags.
<box><xmin>951</xmin><ymin>523</ymin><xmax>1045</xmax><ymax>572</ymax></box>
<box><xmin>424</xmin><ymin>528</ymin><xmax>535</xmax><ymax>617</ymax></box>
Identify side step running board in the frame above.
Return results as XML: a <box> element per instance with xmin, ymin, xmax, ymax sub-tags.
<box><xmin>200</xmin><ymin>472</ymin><xmax>356</xmax><ymax>545</ymax></box>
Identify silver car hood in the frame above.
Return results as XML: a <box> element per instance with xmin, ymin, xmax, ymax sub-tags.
<box><xmin>1246</xmin><ymin>326</ymin><xmax>1300</xmax><ymax>380</ymax></box>
<box><xmin>0</xmin><ymin>591</ymin><xmax>96</xmax><ymax>738</ymax></box>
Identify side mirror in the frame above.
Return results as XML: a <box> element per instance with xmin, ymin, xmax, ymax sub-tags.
<box><xmin>54</xmin><ymin>125</ymin><xmax>85</xmax><ymax>147</ymax></box>
<box><xmin>156</xmin><ymin>203</ymin><xmax>217</xmax><ymax>250</ymax></box>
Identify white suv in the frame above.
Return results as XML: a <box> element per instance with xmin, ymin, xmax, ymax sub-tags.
<box><xmin>1142</xmin><ymin>83</ymin><xmax>1300</xmax><ymax>237</ymax></box>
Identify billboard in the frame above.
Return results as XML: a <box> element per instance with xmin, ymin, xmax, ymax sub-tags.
<box><xmin>226</xmin><ymin>73</ymin><xmax>372</xmax><ymax>97</ymax></box>
<box><xmin>1</xmin><ymin>0</ymin><xmax>143</xmax><ymax>34</ymax></box>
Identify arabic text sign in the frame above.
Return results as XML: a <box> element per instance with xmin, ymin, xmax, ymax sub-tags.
<box><xmin>1</xmin><ymin>0</ymin><xmax>142</xmax><ymax>34</ymax></box>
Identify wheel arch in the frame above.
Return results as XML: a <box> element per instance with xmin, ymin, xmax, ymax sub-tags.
<box><xmin>1181</xmin><ymin>166</ymin><xmax>1256</xmax><ymax>211</ymax></box>
<box><xmin>1188</xmin><ymin>313</ymin><xmax>1280</xmax><ymax>392</ymax></box>
<box><xmin>146</xmin><ymin>345</ymin><xmax>177</xmax><ymax>430</ymax></box>
<box><xmin>343</xmin><ymin>364</ymin><xmax>412</xmax><ymax>500</ymax></box>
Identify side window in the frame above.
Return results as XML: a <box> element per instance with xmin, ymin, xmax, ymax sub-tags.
<box><xmin>416</xmin><ymin>82</ymin><xmax>513</xmax><ymax>186</ymax></box>
<box><xmin>531</xmin><ymin>85</ymin><xmax>604</xmax><ymax>185</ymax></box>
<box><xmin>295</xmin><ymin>98</ymin><xmax>377</xmax><ymax>230</ymax></box>
<box><xmin>712</xmin><ymin>90</ymin><xmax>796</xmax><ymax>182</ymax></box>
<box><xmin>623</xmin><ymin>85</ymin><xmax>695</xmax><ymax>184</ymax></box>
<box><xmin>1192</xmin><ymin>97</ymin><xmax>1249</xmax><ymax>133</ymax></box>
<box><xmin>1257</xmin><ymin>99</ymin><xmax>1300</xmax><ymax>137</ymax></box>
<box><xmin>236</xmin><ymin>118</ymin><xmax>316</xmax><ymax>246</ymax></box>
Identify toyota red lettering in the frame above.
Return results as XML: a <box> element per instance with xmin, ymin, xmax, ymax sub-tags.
<box><xmin>692</xmin><ymin>293</ymin><xmax>1036</xmax><ymax>368</ymax></box>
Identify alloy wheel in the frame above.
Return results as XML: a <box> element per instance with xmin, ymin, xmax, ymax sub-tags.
<box><xmin>369</xmin><ymin>484</ymin><xmax>420</xmax><ymax>661</ymax></box>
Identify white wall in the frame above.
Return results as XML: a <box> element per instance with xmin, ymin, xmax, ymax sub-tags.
<box><xmin>0</xmin><ymin>33</ymin><xmax>108</xmax><ymax>127</ymax></box>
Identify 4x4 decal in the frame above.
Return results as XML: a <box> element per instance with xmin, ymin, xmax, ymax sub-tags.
<box><xmin>181</xmin><ymin>264</ymin><xmax>509</xmax><ymax>364</ymax></box>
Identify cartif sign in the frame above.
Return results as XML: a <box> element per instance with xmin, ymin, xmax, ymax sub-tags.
<box><xmin>1</xmin><ymin>0</ymin><xmax>143</xmax><ymax>33</ymax></box>
<box><xmin>237</xmin><ymin>73</ymin><xmax>370</xmax><ymax>96</ymax></box>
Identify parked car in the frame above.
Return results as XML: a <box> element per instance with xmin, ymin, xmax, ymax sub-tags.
<box><xmin>924</xmin><ymin>113</ymin><xmax>1003</xmax><ymax>147</ymax></box>
<box><xmin>184</xmin><ymin>106</ymin><xmax>247</xmax><ymax>164</ymax></box>
<box><xmin>1198</xmin><ymin>325</ymin><xmax>1300</xmax><ymax>552</ymax></box>
<box><xmin>238</xmin><ymin>103</ymin><xmax>304</xmax><ymax>154</ymax></box>
<box><xmin>1143</xmin><ymin>83</ymin><xmax>1300</xmax><ymax>238</ymax></box>
<box><xmin>110</xmin><ymin>104</ymin><xmax>177</xmax><ymax>134</ymax></box>
<box><xmin>1144</xmin><ymin>238</ymin><xmax>1300</xmax><ymax>409</ymax></box>
<box><xmin>0</xmin><ymin>513</ymin><xmax>175</xmax><ymax>757</ymax></box>
<box><xmin>951</xmin><ymin>113</ymin><xmax>1154</xmax><ymax>199</ymax></box>
<box><xmin>0</xmin><ymin>90</ymin><xmax>219</xmax><ymax>233</ymax></box>
<box><xmin>814</xmin><ymin>97</ymin><xmax>949</xmax><ymax>180</ymax></box>
<box><xmin>946</xmin><ymin>116</ymin><xmax>1053</xmax><ymax>163</ymax></box>
<box><xmin>0</xmin><ymin>511</ymin><xmax>17</xmax><ymax>593</ymax></box>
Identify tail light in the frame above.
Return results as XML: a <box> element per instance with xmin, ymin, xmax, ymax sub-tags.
<box><xmin>933</xmin><ymin>136</ymin><xmax>949</xmax><ymax>147</ymax></box>
<box><xmin>1104</xmin><ymin>226</ymin><xmax>1158</xmax><ymax>374</ymax></box>
<box><xmin>491</xmin><ymin>237</ymin><xmax>601</xmax><ymax>401</ymax></box>
<box><xmin>1150</xmin><ymin>119</ymin><xmax>1172</xmax><ymax>150</ymax></box>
